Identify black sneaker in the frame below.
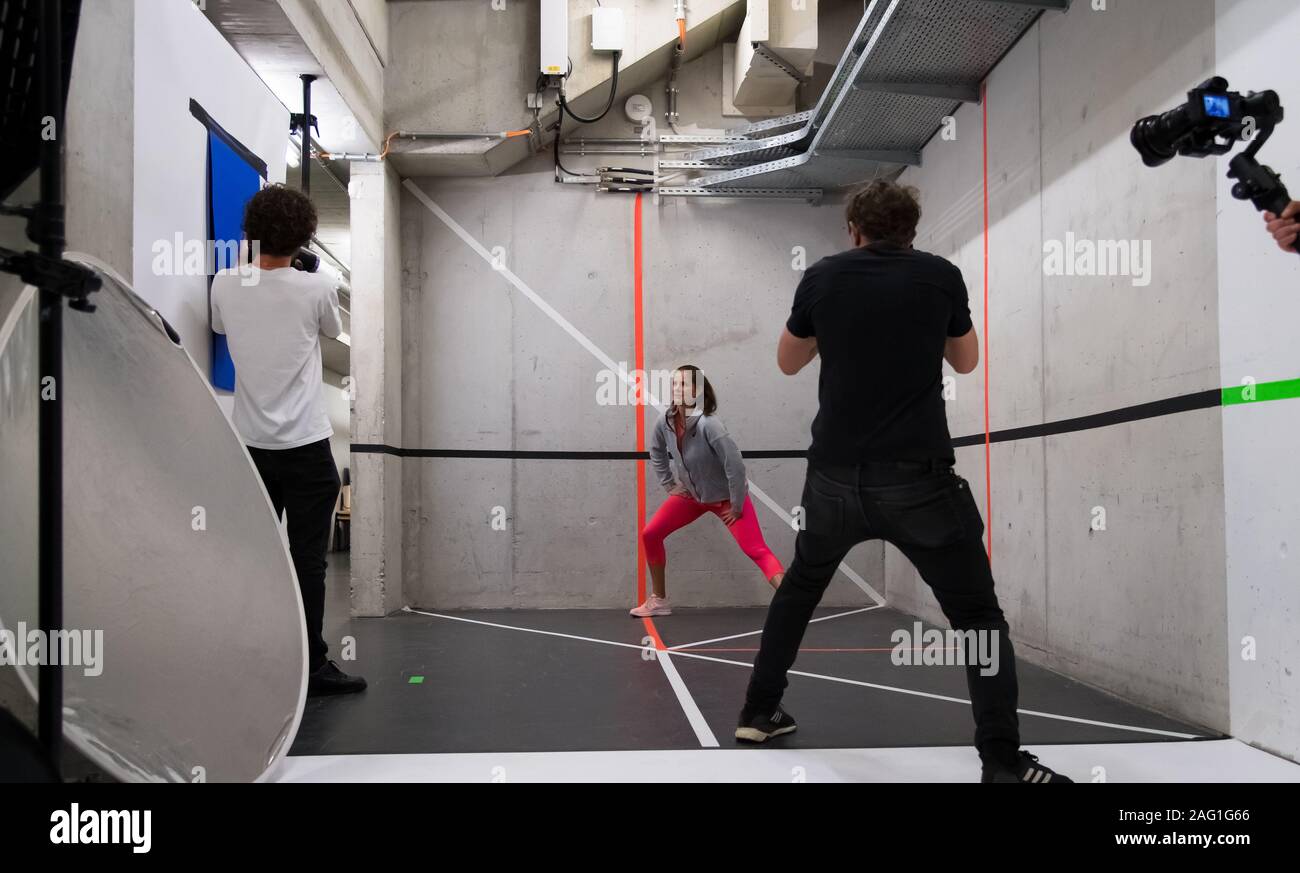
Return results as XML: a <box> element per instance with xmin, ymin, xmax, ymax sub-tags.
<box><xmin>308</xmin><ymin>660</ymin><xmax>368</xmax><ymax>697</ymax></box>
<box><xmin>735</xmin><ymin>705</ymin><xmax>798</xmax><ymax>743</ymax></box>
<box><xmin>981</xmin><ymin>750</ymin><xmax>1073</xmax><ymax>783</ymax></box>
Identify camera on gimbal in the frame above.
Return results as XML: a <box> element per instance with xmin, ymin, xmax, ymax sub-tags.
<box><xmin>1131</xmin><ymin>77</ymin><xmax>1294</xmax><ymax>226</ymax></box>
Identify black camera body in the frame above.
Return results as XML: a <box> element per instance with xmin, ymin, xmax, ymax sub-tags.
<box><xmin>291</xmin><ymin>247</ymin><xmax>320</xmax><ymax>273</ymax></box>
<box><xmin>1131</xmin><ymin>77</ymin><xmax>1292</xmax><ymax>220</ymax></box>
<box><xmin>1132</xmin><ymin>77</ymin><xmax>1281</xmax><ymax>165</ymax></box>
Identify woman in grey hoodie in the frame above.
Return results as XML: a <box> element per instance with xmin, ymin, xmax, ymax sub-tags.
<box><xmin>633</xmin><ymin>365</ymin><xmax>785</xmax><ymax>617</ymax></box>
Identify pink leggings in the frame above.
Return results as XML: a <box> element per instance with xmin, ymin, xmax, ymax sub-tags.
<box><xmin>641</xmin><ymin>493</ymin><xmax>784</xmax><ymax>580</ymax></box>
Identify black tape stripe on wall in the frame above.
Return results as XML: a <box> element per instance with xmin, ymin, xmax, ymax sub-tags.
<box><xmin>351</xmin><ymin>388</ymin><xmax>1222</xmax><ymax>459</ymax></box>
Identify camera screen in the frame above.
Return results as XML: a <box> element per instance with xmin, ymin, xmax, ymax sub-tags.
<box><xmin>1203</xmin><ymin>93</ymin><xmax>1232</xmax><ymax>118</ymax></box>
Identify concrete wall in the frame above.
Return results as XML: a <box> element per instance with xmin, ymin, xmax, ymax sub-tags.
<box><xmin>897</xmin><ymin>0</ymin><xmax>1230</xmax><ymax>734</ymax></box>
<box><xmin>278</xmin><ymin>0</ymin><xmax>386</xmax><ymax>148</ymax></box>
<box><xmin>398</xmin><ymin>167</ymin><xmax>874</xmax><ymax>609</ymax></box>
<box><xmin>395</xmin><ymin>32</ymin><xmax>878</xmax><ymax>609</ymax></box>
<box><xmin>1214</xmin><ymin>0</ymin><xmax>1300</xmax><ymax>762</ymax></box>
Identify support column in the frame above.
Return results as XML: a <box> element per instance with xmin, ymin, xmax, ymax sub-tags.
<box><xmin>348</xmin><ymin>160</ymin><xmax>403</xmax><ymax>616</ymax></box>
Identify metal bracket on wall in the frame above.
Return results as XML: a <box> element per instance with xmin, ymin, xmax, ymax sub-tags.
<box><xmin>660</xmin><ymin>133</ymin><xmax>760</xmax><ymax>145</ymax></box>
<box><xmin>731</xmin><ymin>111</ymin><xmax>814</xmax><ymax>136</ymax></box>
<box><xmin>658</xmin><ymin>0</ymin><xmax>1055</xmax><ymax>199</ymax></box>
<box><xmin>657</xmin><ymin>186</ymin><xmax>822</xmax><ymax>202</ymax></box>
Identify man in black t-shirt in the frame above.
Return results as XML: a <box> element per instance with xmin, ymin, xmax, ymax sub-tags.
<box><xmin>735</xmin><ymin>180</ymin><xmax>1071</xmax><ymax>784</ymax></box>
<box><xmin>787</xmin><ymin>223</ymin><xmax>975</xmax><ymax>466</ymax></box>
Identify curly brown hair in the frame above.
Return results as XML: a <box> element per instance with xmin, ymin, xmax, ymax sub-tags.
<box><xmin>845</xmin><ymin>179</ymin><xmax>921</xmax><ymax>246</ymax></box>
<box><xmin>243</xmin><ymin>184</ymin><xmax>317</xmax><ymax>257</ymax></box>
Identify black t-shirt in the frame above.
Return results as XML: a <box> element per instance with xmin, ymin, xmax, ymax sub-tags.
<box><xmin>786</xmin><ymin>241</ymin><xmax>973</xmax><ymax>465</ymax></box>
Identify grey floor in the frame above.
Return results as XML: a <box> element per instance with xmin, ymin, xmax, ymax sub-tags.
<box><xmin>294</xmin><ymin>550</ymin><xmax>1219</xmax><ymax>757</ymax></box>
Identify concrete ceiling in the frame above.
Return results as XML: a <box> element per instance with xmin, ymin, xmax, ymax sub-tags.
<box><xmin>200</xmin><ymin>0</ymin><xmax>378</xmax><ymax>156</ymax></box>
<box><xmin>384</xmin><ymin>0</ymin><xmax>751</xmax><ymax>176</ymax></box>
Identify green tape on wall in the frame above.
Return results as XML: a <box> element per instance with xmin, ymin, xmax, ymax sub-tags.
<box><xmin>1221</xmin><ymin>377</ymin><xmax>1300</xmax><ymax>406</ymax></box>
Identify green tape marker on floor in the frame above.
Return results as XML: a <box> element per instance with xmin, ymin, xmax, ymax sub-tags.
<box><xmin>1221</xmin><ymin>377</ymin><xmax>1300</xmax><ymax>407</ymax></box>
<box><xmin>408</xmin><ymin>676</ymin><xmax>424</xmax><ymax>684</ymax></box>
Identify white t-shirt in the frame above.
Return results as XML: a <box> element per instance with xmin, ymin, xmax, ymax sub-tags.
<box><xmin>210</xmin><ymin>265</ymin><xmax>342</xmax><ymax>450</ymax></box>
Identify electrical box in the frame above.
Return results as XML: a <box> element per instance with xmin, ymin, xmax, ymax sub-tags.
<box><xmin>540</xmin><ymin>0</ymin><xmax>568</xmax><ymax>77</ymax></box>
<box><xmin>591</xmin><ymin>7</ymin><xmax>625</xmax><ymax>52</ymax></box>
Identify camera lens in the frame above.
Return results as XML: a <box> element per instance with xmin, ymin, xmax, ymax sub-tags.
<box><xmin>1130</xmin><ymin>115</ymin><xmax>1177</xmax><ymax>167</ymax></box>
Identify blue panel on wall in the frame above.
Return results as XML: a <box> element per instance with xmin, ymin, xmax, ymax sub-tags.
<box><xmin>206</xmin><ymin>127</ymin><xmax>264</xmax><ymax>392</ymax></box>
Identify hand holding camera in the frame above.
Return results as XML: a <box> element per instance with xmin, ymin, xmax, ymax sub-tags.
<box><xmin>1132</xmin><ymin>77</ymin><xmax>1299</xmax><ymax>258</ymax></box>
<box><xmin>1263</xmin><ymin>201</ymin><xmax>1299</xmax><ymax>253</ymax></box>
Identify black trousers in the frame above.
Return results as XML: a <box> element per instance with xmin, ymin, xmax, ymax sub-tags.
<box><xmin>745</xmin><ymin>457</ymin><xmax>1020</xmax><ymax>759</ymax></box>
<box><xmin>247</xmin><ymin>437</ymin><xmax>340</xmax><ymax>673</ymax></box>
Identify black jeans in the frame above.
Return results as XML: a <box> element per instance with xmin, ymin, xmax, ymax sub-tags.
<box><xmin>247</xmin><ymin>437</ymin><xmax>340</xmax><ymax>673</ymax></box>
<box><xmin>745</xmin><ymin>457</ymin><xmax>1020</xmax><ymax>759</ymax></box>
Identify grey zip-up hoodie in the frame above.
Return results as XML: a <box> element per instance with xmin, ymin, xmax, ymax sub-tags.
<box><xmin>649</xmin><ymin>406</ymin><xmax>748</xmax><ymax>509</ymax></box>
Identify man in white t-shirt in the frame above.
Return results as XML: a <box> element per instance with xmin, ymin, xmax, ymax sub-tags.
<box><xmin>211</xmin><ymin>183</ymin><xmax>365</xmax><ymax>697</ymax></box>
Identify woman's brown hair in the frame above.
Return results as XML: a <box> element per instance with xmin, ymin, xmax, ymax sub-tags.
<box><xmin>674</xmin><ymin>364</ymin><xmax>717</xmax><ymax>415</ymax></box>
